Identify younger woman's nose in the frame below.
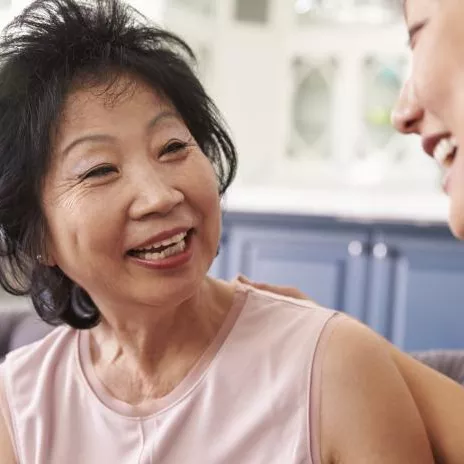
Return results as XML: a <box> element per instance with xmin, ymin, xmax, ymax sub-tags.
<box><xmin>391</xmin><ymin>79</ymin><xmax>424</xmax><ymax>134</ymax></box>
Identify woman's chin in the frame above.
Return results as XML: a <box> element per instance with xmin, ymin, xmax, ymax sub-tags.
<box><xmin>448</xmin><ymin>203</ymin><xmax>464</xmax><ymax>240</ymax></box>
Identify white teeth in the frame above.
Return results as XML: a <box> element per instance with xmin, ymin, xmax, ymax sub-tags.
<box><xmin>159</xmin><ymin>232</ymin><xmax>187</xmax><ymax>248</ymax></box>
<box><xmin>433</xmin><ymin>137</ymin><xmax>458</xmax><ymax>166</ymax></box>
<box><xmin>134</xmin><ymin>232</ymin><xmax>187</xmax><ymax>253</ymax></box>
<box><xmin>138</xmin><ymin>238</ymin><xmax>186</xmax><ymax>261</ymax></box>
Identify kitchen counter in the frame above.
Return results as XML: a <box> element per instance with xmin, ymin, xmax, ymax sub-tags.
<box><xmin>223</xmin><ymin>186</ymin><xmax>449</xmax><ymax>225</ymax></box>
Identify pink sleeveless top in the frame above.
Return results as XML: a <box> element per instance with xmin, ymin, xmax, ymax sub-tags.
<box><xmin>0</xmin><ymin>284</ymin><xmax>339</xmax><ymax>464</ymax></box>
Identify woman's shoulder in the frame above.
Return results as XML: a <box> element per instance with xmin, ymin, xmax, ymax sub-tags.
<box><xmin>318</xmin><ymin>316</ymin><xmax>434</xmax><ymax>462</ymax></box>
<box><xmin>239</xmin><ymin>281</ymin><xmax>338</xmax><ymax>324</ymax></box>
<box><xmin>233</xmin><ymin>282</ymin><xmax>341</xmax><ymax>359</ymax></box>
<box><xmin>2</xmin><ymin>324</ymin><xmax>76</xmax><ymax>380</ymax></box>
<box><xmin>0</xmin><ymin>365</ymin><xmax>16</xmax><ymax>464</ymax></box>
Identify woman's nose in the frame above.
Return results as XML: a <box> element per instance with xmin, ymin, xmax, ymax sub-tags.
<box><xmin>391</xmin><ymin>79</ymin><xmax>424</xmax><ymax>134</ymax></box>
<box><xmin>129</xmin><ymin>171</ymin><xmax>185</xmax><ymax>219</ymax></box>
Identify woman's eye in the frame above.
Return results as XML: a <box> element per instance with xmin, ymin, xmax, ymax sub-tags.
<box><xmin>161</xmin><ymin>141</ymin><xmax>188</xmax><ymax>156</ymax></box>
<box><xmin>81</xmin><ymin>165</ymin><xmax>117</xmax><ymax>180</ymax></box>
<box><xmin>408</xmin><ymin>20</ymin><xmax>428</xmax><ymax>49</ymax></box>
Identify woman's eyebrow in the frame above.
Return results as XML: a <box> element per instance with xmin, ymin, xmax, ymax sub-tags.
<box><xmin>146</xmin><ymin>110</ymin><xmax>179</xmax><ymax>130</ymax></box>
<box><xmin>61</xmin><ymin>110</ymin><xmax>180</xmax><ymax>157</ymax></box>
<box><xmin>61</xmin><ymin>134</ymin><xmax>115</xmax><ymax>158</ymax></box>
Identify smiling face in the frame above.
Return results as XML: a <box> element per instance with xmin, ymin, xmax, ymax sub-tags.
<box><xmin>393</xmin><ymin>0</ymin><xmax>464</xmax><ymax>239</ymax></box>
<box><xmin>392</xmin><ymin>0</ymin><xmax>464</xmax><ymax>237</ymax></box>
<box><xmin>41</xmin><ymin>76</ymin><xmax>221</xmax><ymax>316</ymax></box>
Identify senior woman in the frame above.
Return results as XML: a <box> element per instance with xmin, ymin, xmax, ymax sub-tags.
<box><xmin>244</xmin><ymin>0</ymin><xmax>464</xmax><ymax>463</ymax></box>
<box><xmin>0</xmin><ymin>0</ymin><xmax>433</xmax><ymax>463</ymax></box>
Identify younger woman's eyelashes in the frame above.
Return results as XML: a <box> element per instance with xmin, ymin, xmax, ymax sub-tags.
<box><xmin>408</xmin><ymin>19</ymin><xmax>428</xmax><ymax>49</ymax></box>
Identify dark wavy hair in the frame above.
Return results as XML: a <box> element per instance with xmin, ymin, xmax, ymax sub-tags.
<box><xmin>0</xmin><ymin>0</ymin><xmax>237</xmax><ymax>329</ymax></box>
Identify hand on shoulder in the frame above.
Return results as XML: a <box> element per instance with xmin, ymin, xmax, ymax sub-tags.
<box><xmin>236</xmin><ymin>275</ymin><xmax>314</xmax><ymax>301</ymax></box>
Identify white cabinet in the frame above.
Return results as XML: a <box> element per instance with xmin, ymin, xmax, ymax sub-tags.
<box><xmin>163</xmin><ymin>0</ymin><xmax>439</xmax><ymax>194</ymax></box>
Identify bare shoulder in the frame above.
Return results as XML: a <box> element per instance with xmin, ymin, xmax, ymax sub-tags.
<box><xmin>0</xmin><ymin>366</ymin><xmax>17</xmax><ymax>464</ymax></box>
<box><xmin>318</xmin><ymin>317</ymin><xmax>434</xmax><ymax>464</ymax></box>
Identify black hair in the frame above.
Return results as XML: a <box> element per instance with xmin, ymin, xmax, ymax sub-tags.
<box><xmin>0</xmin><ymin>0</ymin><xmax>237</xmax><ymax>329</ymax></box>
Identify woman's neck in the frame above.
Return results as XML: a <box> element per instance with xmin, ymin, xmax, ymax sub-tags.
<box><xmin>88</xmin><ymin>278</ymin><xmax>236</xmax><ymax>402</ymax></box>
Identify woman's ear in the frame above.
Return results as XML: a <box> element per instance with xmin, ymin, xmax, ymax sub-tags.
<box><xmin>38</xmin><ymin>234</ymin><xmax>57</xmax><ymax>267</ymax></box>
<box><xmin>36</xmin><ymin>252</ymin><xmax>56</xmax><ymax>267</ymax></box>
<box><xmin>44</xmin><ymin>247</ymin><xmax>57</xmax><ymax>267</ymax></box>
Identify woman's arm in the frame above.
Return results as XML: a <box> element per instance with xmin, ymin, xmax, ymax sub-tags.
<box><xmin>0</xmin><ymin>410</ymin><xmax>16</xmax><ymax>464</ymax></box>
<box><xmin>385</xmin><ymin>343</ymin><xmax>464</xmax><ymax>464</ymax></box>
<box><xmin>319</xmin><ymin>317</ymin><xmax>434</xmax><ymax>464</ymax></box>
<box><xmin>0</xmin><ymin>372</ymin><xmax>17</xmax><ymax>464</ymax></box>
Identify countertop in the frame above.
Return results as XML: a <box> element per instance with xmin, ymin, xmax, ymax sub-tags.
<box><xmin>223</xmin><ymin>186</ymin><xmax>450</xmax><ymax>225</ymax></box>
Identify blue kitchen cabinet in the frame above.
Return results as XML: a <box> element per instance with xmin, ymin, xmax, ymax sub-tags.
<box><xmin>215</xmin><ymin>212</ymin><xmax>464</xmax><ymax>349</ymax></box>
<box><xmin>208</xmin><ymin>236</ymin><xmax>227</xmax><ymax>279</ymax></box>
<box><xmin>224</xmin><ymin>223</ymin><xmax>369</xmax><ymax>321</ymax></box>
<box><xmin>208</xmin><ymin>255</ymin><xmax>223</xmax><ymax>279</ymax></box>
<box><xmin>366</xmin><ymin>230</ymin><xmax>464</xmax><ymax>351</ymax></box>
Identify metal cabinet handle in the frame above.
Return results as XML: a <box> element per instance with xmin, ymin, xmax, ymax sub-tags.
<box><xmin>373</xmin><ymin>242</ymin><xmax>388</xmax><ymax>259</ymax></box>
<box><xmin>348</xmin><ymin>240</ymin><xmax>363</xmax><ymax>257</ymax></box>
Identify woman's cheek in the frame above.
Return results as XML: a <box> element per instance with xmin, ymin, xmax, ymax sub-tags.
<box><xmin>191</xmin><ymin>158</ymin><xmax>221</xmax><ymax>208</ymax></box>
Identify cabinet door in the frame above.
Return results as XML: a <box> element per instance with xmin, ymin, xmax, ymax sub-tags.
<box><xmin>208</xmin><ymin>253</ymin><xmax>223</xmax><ymax>278</ymax></box>
<box><xmin>367</xmin><ymin>231</ymin><xmax>464</xmax><ymax>350</ymax></box>
<box><xmin>208</xmin><ymin>234</ymin><xmax>227</xmax><ymax>279</ymax></box>
<box><xmin>225</xmin><ymin>225</ymin><xmax>369</xmax><ymax>319</ymax></box>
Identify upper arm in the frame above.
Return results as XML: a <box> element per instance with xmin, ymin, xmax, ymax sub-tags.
<box><xmin>319</xmin><ymin>317</ymin><xmax>434</xmax><ymax>464</ymax></box>
<box><xmin>0</xmin><ymin>367</ymin><xmax>17</xmax><ymax>464</ymax></box>
<box><xmin>388</xmin><ymin>346</ymin><xmax>464</xmax><ymax>464</ymax></box>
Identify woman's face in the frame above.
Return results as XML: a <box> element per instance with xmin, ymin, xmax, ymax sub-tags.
<box><xmin>42</xmin><ymin>77</ymin><xmax>221</xmax><ymax>313</ymax></box>
<box><xmin>392</xmin><ymin>0</ymin><xmax>464</xmax><ymax>238</ymax></box>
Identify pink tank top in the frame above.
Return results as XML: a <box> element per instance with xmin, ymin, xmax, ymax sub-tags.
<box><xmin>0</xmin><ymin>284</ymin><xmax>339</xmax><ymax>464</ymax></box>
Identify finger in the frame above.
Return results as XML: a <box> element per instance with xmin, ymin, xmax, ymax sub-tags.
<box><xmin>236</xmin><ymin>274</ymin><xmax>251</xmax><ymax>284</ymax></box>
<box><xmin>236</xmin><ymin>275</ymin><xmax>274</xmax><ymax>291</ymax></box>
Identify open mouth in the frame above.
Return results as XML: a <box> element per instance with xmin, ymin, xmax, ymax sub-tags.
<box><xmin>433</xmin><ymin>136</ymin><xmax>458</xmax><ymax>168</ymax></box>
<box><xmin>128</xmin><ymin>229</ymin><xmax>194</xmax><ymax>261</ymax></box>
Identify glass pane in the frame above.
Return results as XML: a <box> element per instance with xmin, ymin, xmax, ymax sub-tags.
<box><xmin>351</xmin><ymin>55</ymin><xmax>438</xmax><ymax>190</ymax></box>
<box><xmin>363</xmin><ymin>56</ymin><xmax>405</xmax><ymax>153</ymax></box>
<box><xmin>235</xmin><ymin>0</ymin><xmax>269</xmax><ymax>24</ymax></box>
<box><xmin>295</xmin><ymin>0</ymin><xmax>402</xmax><ymax>25</ymax></box>
<box><xmin>168</xmin><ymin>0</ymin><xmax>214</xmax><ymax>16</ymax></box>
<box><xmin>288</xmin><ymin>58</ymin><xmax>336</xmax><ymax>160</ymax></box>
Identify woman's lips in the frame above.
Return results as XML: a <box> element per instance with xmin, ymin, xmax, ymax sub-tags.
<box><xmin>128</xmin><ymin>229</ymin><xmax>194</xmax><ymax>271</ymax></box>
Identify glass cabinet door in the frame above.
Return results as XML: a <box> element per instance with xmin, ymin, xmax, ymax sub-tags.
<box><xmin>357</xmin><ymin>55</ymin><xmax>439</xmax><ymax>188</ymax></box>
<box><xmin>362</xmin><ymin>56</ymin><xmax>405</xmax><ymax>157</ymax></box>
<box><xmin>288</xmin><ymin>57</ymin><xmax>337</xmax><ymax>161</ymax></box>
